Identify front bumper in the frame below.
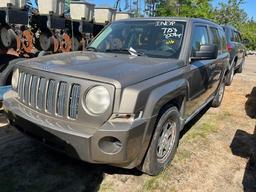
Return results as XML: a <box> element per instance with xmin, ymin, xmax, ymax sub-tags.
<box><xmin>4</xmin><ymin>94</ymin><xmax>150</xmax><ymax>169</ymax></box>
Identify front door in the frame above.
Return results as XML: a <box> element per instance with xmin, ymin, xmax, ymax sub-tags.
<box><xmin>185</xmin><ymin>24</ymin><xmax>218</xmax><ymax>118</ymax></box>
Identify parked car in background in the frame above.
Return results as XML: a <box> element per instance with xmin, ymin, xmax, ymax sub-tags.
<box><xmin>222</xmin><ymin>25</ymin><xmax>246</xmax><ymax>86</ymax></box>
<box><xmin>248</xmin><ymin>50</ymin><xmax>256</xmax><ymax>55</ymax></box>
<box><xmin>4</xmin><ymin>18</ymin><xmax>229</xmax><ymax>175</ymax></box>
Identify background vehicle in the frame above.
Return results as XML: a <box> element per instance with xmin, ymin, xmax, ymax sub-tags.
<box><xmin>223</xmin><ymin>25</ymin><xmax>246</xmax><ymax>86</ymax></box>
<box><xmin>4</xmin><ymin>18</ymin><xmax>229</xmax><ymax>176</ymax></box>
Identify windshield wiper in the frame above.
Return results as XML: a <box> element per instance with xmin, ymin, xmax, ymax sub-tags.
<box><xmin>87</xmin><ymin>47</ymin><xmax>98</xmax><ymax>52</ymax></box>
<box><xmin>128</xmin><ymin>47</ymin><xmax>145</xmax><ymax>56</ymax></box>
<box><xmin>105</xmin><ymin>47</ymin><xmax>144</xmax><ymax>56</ymax></box>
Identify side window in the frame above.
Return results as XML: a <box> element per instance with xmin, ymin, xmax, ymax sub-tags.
<box><xmin>191</xmin><ymin>26</ymin><xmax>209</xmax><ymax>56</ymax></box>
<box><xmin>230</xmin><ymin>30</ymin><xmax>235</xmax><ymax>42</ymax></box>
<box><xmin>209</xmin><ymin>27</ymin><xmax>221</xmax><ymax>54</ymax></box>
<box><xmin>218</xmin><ymin>28</ymin><xmax>227</xmax><ymax>53</ymax></box>
<box><xmin>234</xmin><ymin>31</ymin><xmax>241</xmax><ymax>43</ymax></box>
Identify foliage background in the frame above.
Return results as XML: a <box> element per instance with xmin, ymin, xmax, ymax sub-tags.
<box><xmin>151</xmin><ymin>0</ymin><xmax>256</xmax><ymax>50</ymax></box>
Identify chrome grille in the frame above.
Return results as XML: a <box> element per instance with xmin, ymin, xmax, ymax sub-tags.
<box><xmin>18</xmin><ymin>72</ymin><xmax>25</xmax><ymax>100</ymax></box>
<box><xmin>37</xmin><ymin>77</ymin><xmax>47</xmax><ymax>109</ymax></box>
<box><xmin>46</xmin><ymin>80</ymin><xmax>56</xmax><ymax>113</ymax></box>
<box><xmin>17</xmin><ymin>71</ymin><xmax>81</xmax><ymax>119</ymax></box>
<box><xmin>30</xmin><ymin>76</ymin><xmax>38</xmax><ymax>107</ymax></box>
<box><xmin>56</xmin><ymin>82</ymin><xmax>67</xmax><ymax>116</ymax></box>
<box><xmin>24</xmin><ymin>74</ymin><xmax>31</xmax><ymax>103</ymax></box>
<box><xmin>69</xmin><ymin>84</ymin><xmax>80</xmax><ymax>119</ymax></box>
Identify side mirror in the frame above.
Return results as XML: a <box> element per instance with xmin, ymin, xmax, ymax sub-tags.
<box><xmin>191</xmin><ymin>44</ymin><xmax>218</xmax><ymax>61</ymax></box>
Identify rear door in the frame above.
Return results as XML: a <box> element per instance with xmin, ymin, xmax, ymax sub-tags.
<box><xmin>233</xmin><ymin>31</ymin><xmax>245</xmax><ymax>66</ymax></box>
<box><xmin>208</xmin><ymin>26</ymin><xmax>224</xmax><ymax>92</ymax></box>
<box><xmin>185</xmin><ymin>24</ymin><xmax>217</xmax><ymax>118</ymax></box>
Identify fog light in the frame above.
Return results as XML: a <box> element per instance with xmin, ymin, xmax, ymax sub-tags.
<box><xmin>98</xmin><ymin>137</ymin><xmax>122</xmax><ymax>154</ymax></box>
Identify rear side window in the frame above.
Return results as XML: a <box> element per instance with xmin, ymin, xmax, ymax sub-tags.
<box><xmin>234</xmin><ymin>31</ymin><xmax>241</xmax><ymax>43</ymax></box>
<box><xmin>230</xmin><ymin>30</ymin><xmax>235</xmax><ymax>42</ymax></box>
<box><xmin>209</xmin><ymin>27</ymin><xmax>221</xmax><ymax>54</ymax></box>
<box><xmin>230</xmin><ymin>30</ymin><xmax>241</xmax><ymax>43</ymax></box>
<box><xmin>218</xmin><ymin>28</ymin><xmax>227</xmax><ymax>53</ymax></box>
<box><xmin>191</xmin><ymin>26</ymin><xmax>209</xmax><ymax>56</ymax></box>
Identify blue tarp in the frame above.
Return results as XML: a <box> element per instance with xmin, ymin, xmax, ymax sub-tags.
<box><xmin>0</xmin><ymin>86</ymin><xmax>11</xmax><ymax>101</ymax></box>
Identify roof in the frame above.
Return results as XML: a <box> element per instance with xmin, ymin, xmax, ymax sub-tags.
<box><xmin>113</xmin><ymin>17</ymin><xmax>219</xmax><ymax>26</ymax></box>
<box><xmin>222</xmin><ymin>24</ymin><xmax>238</xmax><ymax>31</ymax></box>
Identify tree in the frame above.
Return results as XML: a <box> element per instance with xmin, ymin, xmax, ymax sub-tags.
<box><xmin>239</xmin><ymin>20</ymin><xmax>256</xmax><ymax>50</ymax></box>
<box><xmin>155</xmin><ymin>0</ymin><xmax>213</xmax><ymax>18</ymax></box>
<box><xmin>212</xmin><ymin>0</ymin><xmax>247</xmax><ymax>28</ymax></box>
<box><xmin>210</xmin><ymin>0</ymin><xmax>256</xmax><ymax>50</ymax></box>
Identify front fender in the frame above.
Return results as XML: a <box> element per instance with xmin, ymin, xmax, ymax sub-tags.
<box><xmin>143</xmin><ymin>79</ymin><xmax>188</xmax><ymax>119</ymax></box>
<box><xmin>134</xmin><ymin>79</ymin><xmax>188</xmax><ymax>166</ymax></box>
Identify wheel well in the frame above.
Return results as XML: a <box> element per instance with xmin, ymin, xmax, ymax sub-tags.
<box><xmin>224</xmin><ymin>69</ymin><xmax>229</xmax><ymax>76</ymax></box>
<box><xmin>234</xmin><ymin>56</ymin><xmax>238</xmax><ymax>64</ymax></box>
<box><xmin>226</xmin><ymin>56</ymin><xmax>238</xmax><ymax>76</ymax></box>
<box><xmin>158</xmin><ymin>96</ymin><xmax>185</xmax><ymax>116</ymax></box>
<box><xmin>138</xmin><ymin>95</ymin><xmax>186</xmax><ymax>169</ymax></box>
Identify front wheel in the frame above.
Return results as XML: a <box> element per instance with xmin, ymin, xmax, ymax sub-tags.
<box><xmin>139</xmin><ymin>106</ymin><xmax>181</xmax><ymax>176</ymax></box>
<box><xmin>211</xmin><ymin>82</ymin><xmax>225</xmax><ymax>108</ymax></box>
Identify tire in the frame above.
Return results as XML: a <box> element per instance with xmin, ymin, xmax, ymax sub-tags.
<box><xmin>139</xmin><ymin>106</ymin><xmax>181</xmax><ymax>176</ymax></box>
<box><xmin>236</xmin><ymin>60</ymin><xmax>244</xmax><ymax>73</ymax></box>
<box><xmin>225</xmin><ymin>65</ymin><xmax>235</xmax><ymax>86</ymax></box>
<box><xmin>237</xmin><ymin>55</ymin><xmax>245</xmax><ymax>73</ymax></box>
<box><xmin>211</xmin><ymin>81</ymin><xmax>225</xmax><ymax>108</ymax></box>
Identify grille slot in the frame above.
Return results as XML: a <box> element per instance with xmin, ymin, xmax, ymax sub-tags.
<box><xmin>69</xmin><ymin>84</ymin><xmax>81</xmax><ymax>119</ymax></box>
<box><xmin>56</xmin><ymin>82</ymin><xmax>68</xmax><ymax>116</ymax></box>
<box><xmin>46</xmin><ymin>80</ymin><xmax>56</xmax><ymax>113</ymax></box>
<box><xmin>17</xmin><ymin>71</ymin><xmax>80</xmax><ymax>119</ymax></box>
<box><xmin>18</xmin><ymin>72</ymin><xmax>25</xmax><ymax>100</ymax></box>
<box><xmin>24</xmin><ymin>74</ymin><xmax>31</xmax><ymax>103</ymax></box>
<box><xmin>30</xmin><ymin>76</ymin><xmax>38</xmax><ymax>107</ymax></box>
<box><xmin>37</xmin><ymin>77</ymin><xmax>47</xmax><ymax>109</ymax></box>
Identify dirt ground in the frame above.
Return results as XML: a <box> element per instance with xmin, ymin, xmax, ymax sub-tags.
<box><xmin>0</xmin><ymin>56</ymin><xmax>255</xmax><ymax>192</ymax></box>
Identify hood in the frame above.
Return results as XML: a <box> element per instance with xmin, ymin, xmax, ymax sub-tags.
<box><xmin>18</xmin><ymin>52</ymin><xmax>184</xmax><ymax>88</ymax></box>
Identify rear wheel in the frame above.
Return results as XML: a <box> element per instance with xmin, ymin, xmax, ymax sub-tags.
<box><xmin>237</xmin><ymin>55</ymin><xmax>246</xmax><ymax>73</ymax></box>
<box><xmin>211</xmin><ymin>81</ymin><xmax>225</xmax><ymax>108</ymax></box>
<box><xmin>139</xmin><ymin>106</ymin><xmax>181</xmax><ymax>176</ymax></box>
<box><xmin>225</xmin><ymin>65</ymin><xmax>235</xmax><ymax>86</ymax></box>
<box><xmin>236</xmin><ymin>60</ymin><xmax>244</xmax><ymax>73</ymax></box>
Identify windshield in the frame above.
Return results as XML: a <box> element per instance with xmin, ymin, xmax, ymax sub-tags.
<box><xmin>89</xmin><ymin>20</ymin><xmax>186</xmax><ymax>58</ymax></box>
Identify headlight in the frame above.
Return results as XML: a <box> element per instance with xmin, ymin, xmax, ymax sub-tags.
<box><xmin>85</xmin><ymin>86</ymin><xmax>111</xmax><ymax>115</ymax></box>
<box><xmin>12</xmin><ymin>68</ymin><xmax>19</xmax><ymax>90</ymax></box>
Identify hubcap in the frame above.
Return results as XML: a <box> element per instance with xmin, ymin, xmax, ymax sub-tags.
<box><xmin>218</xmin><ymin>84</ymin><xmax>225</xmax><ymax>102</ymax></box>
<box><xmin>157</xmin><ymin>120</ymin><xmax>176</xmax><ymax>163</ymax></box>
<box><xmin>230</xmin><ymin>67</ymin><xmax>234</xmax><ymax>81</ymax></box>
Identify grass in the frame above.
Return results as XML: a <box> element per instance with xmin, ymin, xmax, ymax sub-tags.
<box><xmin>184</xmin><ymin>120</ymin><xmax>218</xmax><ymax>142</ymax></box>
<box><xmin>100</xmin><ymin>181</ymin><xmax>114</xmax><ymax>192</ymax></box>
<box><xmin>143</xmin><ymin>177</ymin><xmax>160</xmax><ymax>191</ymax></box>
<box><xmin>174</xmin><ymin>149</ymin><xmax>192</xmax><ymax>162</ymax></box>
<box><xmin>142</xmin><ymin>172</ymin><xmax>177</xmax><ymax>192</ymax></box>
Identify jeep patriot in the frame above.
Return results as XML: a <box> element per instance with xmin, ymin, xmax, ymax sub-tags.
<box><xmin>4</xmin><ymin>18</ymin><xmax>229</xmax><ymax>175</ymax></box>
